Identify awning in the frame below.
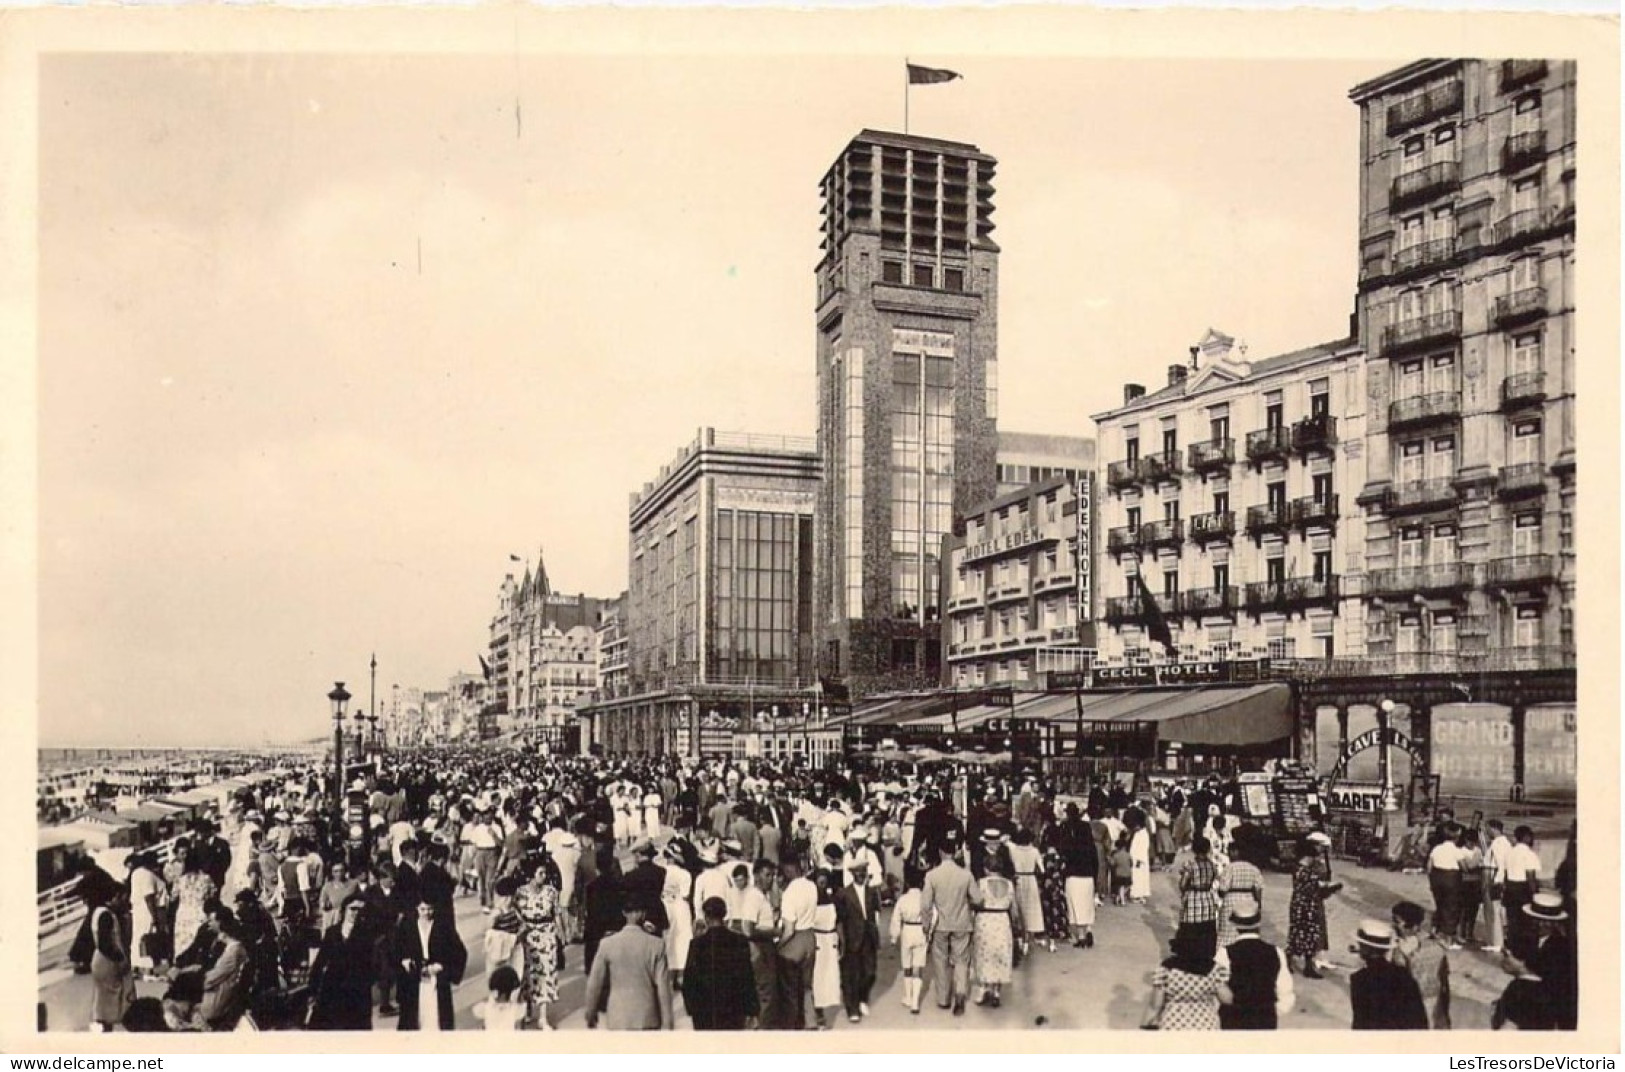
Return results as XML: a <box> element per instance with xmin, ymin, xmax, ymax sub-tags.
<box><xmin>1018</xmin><ymin>684</ymin><xmax>1293</xmax><ymax>747</ymax></box>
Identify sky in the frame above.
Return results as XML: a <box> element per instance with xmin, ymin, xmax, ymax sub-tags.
<box><xmin>37</xmin><ymin>52</ymin><xmax>1394</xmax><ymax>747</ymax></box>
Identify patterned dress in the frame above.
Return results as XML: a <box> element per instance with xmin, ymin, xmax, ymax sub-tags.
<box><xmin>515</xmin><ymin>880</ymin><xmax>561</xmax><ymax>1005</ymax></box>
<box><xmin>1040</xmin><ymin>851</ymin><xmax>1071</xmax><ymax>940</ymax></box>
<box><xmin>172</xmin><ymin>872</ymin><xmax>217</xmax><ymax>957</ymax></box>
<box><xmin>972</xmin><ymin>876</ymin><xmax>1017</xmax><ymax>986</ymax></box>
<box><xmin>1216</xmin><ymin>859</ymin><xmax>1265</xmax><ymax>948</ymax></box>
<box><xmin>1286</xmin><ymin>857</ymin><xmax>1329</xmax><ymax>958</ymax></box>
<box><xmin>1150</xmin><ymin>961</ymin><xmax>1230</xmax><ymax>1031</ymax></box>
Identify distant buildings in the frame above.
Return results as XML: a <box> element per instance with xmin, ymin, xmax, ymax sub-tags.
<box><xmin>995</xmin><ymin>431</ymin><xmax>1095</xmax><ymax>497</ymax></box>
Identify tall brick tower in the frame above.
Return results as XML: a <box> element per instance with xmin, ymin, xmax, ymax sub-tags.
<box><xmin>813</xmin><ymin>130</ymin><xmax>1000</xmax><ymax>695</ymax></box>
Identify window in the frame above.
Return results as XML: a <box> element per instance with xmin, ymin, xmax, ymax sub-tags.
<box><xmin>912</xmin><ymin>263</ymin><xmax>934</xmax><ymax>287</ymax></box>
<box><xmin>1265</xmin><ymin>392</ymin><xmax>1284</xmax><ymax>430</ymax></box>
<box><xmin>1430</xmin><ymin>352</ymin><xmax>1457</xmax><ymax>392</ymax></box>
<box><xmin>1043</xmin><ymin>548</ymin><xmax>1058</xmax><ymax>575</ymax></box>
<box><xmin>1045</xmin><ymin>495</ymin><xmax>1059</xmax><ymax>524</ymax></box>
<box><xmin>943</xmin><ymin>266</ymin><xmax>965</xmax><ymax>292</ymax></box>
<box><xmin>1313</xmin><ymin>551</ymin><xmax>1332</xmax><ymax>582</ymax></box>
<box><xmin>1513</xmin><ymin>512</ymin><xmax>1542</xmax><ymax>556</ymax></box>
<box><xmin>1267</xmin><ymin>637</ymin><xmax>1297</xmax><ymax>661</ymax></box>
<box><xmin>1267</xmin><ymin>481</ymin><xmax>1287</xmax><ymax>512</ymax></box>
<box><xmin>1433</xmin><ymin>613</ymin><xmax>1458</xmax><ymax>654</ymax></box>
<box><xmin>1511</xmin><ymin>255</ymin><xmax>1541</xmax><ymax>291</ymax></box>
<box><xmin>1510</xmin><ymin>331</ymin><xmax>1543</xmax><ymax>374</ymax></box>
<box><xmin>1397</xmin><ymin>615</ymin><xmax>1422</xmax><ymax>654</ymax></box>
<box><xmin>1431</xmin><ymin>125</ymin><xmax>1457</xmax><ymax>162</ymax></box>
<box><xmin>1125</xmin><ymin>435</ymin><xmax>1140</xmax><ymax>463</ymax></box>
<box><xmin>1400</xmin><ymin>440</ymin><xmax>1426</xmax><ymax>483</ymax></box>
<box><xmin>1399</xmin><ymin>526</ymin><xmax>1425</xmax><ymax>568</ymax></box>
<box><xmin>1431</xmin><ymin>523</ymin><xmax>1458</xmax><ymax>564</ymax></box>
<box><xmin>1402</xmin><ymin>134</ymin><xmax>1426</xmax><ymax>162</ymax></box>
<box><xmin>1163</xmin><ymin>498</ymin><xmax>1180</xmax><ymax>523</ymax></box>
<box><xmin>1213</xmin><ymin>563</ymin><xmax>1229</xmax><ymax>591</ymax></box>
<box><xmin>1213</xmin><ymin>491</ymin><xmax>1230</xmax><ymax>515</ymax></box>
<box><xmin>1161</xmin><ymin>418</ymin><xmax>1178</xmax><ymax>455</ymax></box>
<box><xmin>1399</xmin><ymin>213</ymin><xmax>1425</xmax><ymax>251</ymax></box>
<box><xmin>1430</xmin><ymin>435</ymin><xmax>1457</xmax><ymax>479</ymax></box>
<box><xmin>1312</xmin><ymin>473</ymin><xmax>1333</xmax><ymax>503</ymax></box>
<box><xmin>882</xmin><ymin>261</ymin><xmax>903</xmax><ymax>284</ymax></box>
<box><xmin>1309</xmin><ymin>381</ymin><xmax>1330</xmax><ymax>418</ymax></box>
<box><xmin>1162</xmin><ymin>570</ymin><xmax>1179</xmax><ymax>598</ymax></box>
<box><xmin>1397</xmin><ymin>287</ymin><xmax>1422</xmax><ymax>321</ymax></box>
<box><xmin>1126</xmin><ymin>506</ymin><xmax>1141</xmax><ymax>532</ymax></box>
<box><xmin>1512</xmin><ymin>176</ymin><xmax>1541</xmax><ymax>214</ymax></box>
<box><xmin>1209</xmin><ymin>405</ymin><xmax>1230</xmax><ymax>442</ymax></box>
<box><xmin>1510</xmin><ymin>418</ymin><xmax>1542</xmax><ymax>465</ymax></box>
<box><xmin>1513</xmin><ymin>92</ymin><xmax>1542</xmax><ymax>135</ymax></box>
<box><xmin>1513</xmin><ymin>605</ymin><xmax>1541</xmax><ymax>649</ymax></box>
<box><xmin>1267</xmin><ymin>557</ymin><xmax>1285</xmax><ymax>584</ymax></box>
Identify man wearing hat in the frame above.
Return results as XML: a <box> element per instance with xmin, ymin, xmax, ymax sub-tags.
<box><xmin>1513</xmin><ymin>891</ymin><xmax>1578</xmax><ymax>1030</ymax></box>
<box><xmin>622</xmin><ymin>839</ymin><xmax>671</xmax><ymax>934</ymax></box>
<box><xmin>1348</xmin><ymin>919</ymin><xmax>1428</xmax><ymax>1030</ymax></box>
<box><xmin>583</xmin><ymin>896</ymin><xmax>674</xmax><ymax>1031</ymax></box>
<box><xmin>844</xmin><ymin>829</ymin><xmax>883</xmax><ymax>891</ymax></box>
<box><xmin>837</xmin><ymin>855</ymin><xmax>882</xmax><ymax>1022</ymax></box>
<box><xmin>1215</xmin><ymin>907</ymin><xmax>1293</xmax><ymax>1030</ymax></box>
<box><xmin>920</xmin><ymin>830</ymin><xmax>979</xmax><ymax>1016</ymax></box>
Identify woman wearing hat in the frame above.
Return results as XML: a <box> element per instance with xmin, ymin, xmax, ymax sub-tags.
<box><xmin>1349</xmin><ymin>919</ymin><xmax>1427</xmax><ymax>1030</ymax></box>
<box><xmin>1286</xmin><ymin>834</ymin><xmax>1340</xmax><ymax>978</ymax></box>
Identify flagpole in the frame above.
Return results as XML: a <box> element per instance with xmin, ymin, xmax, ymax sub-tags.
<box><xmin>904</xmin><ymin>58</ymin><xmax>910</xmax><ymax>134</ymax></box>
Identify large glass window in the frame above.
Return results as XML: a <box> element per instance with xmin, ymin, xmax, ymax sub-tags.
<box><xmin>711</xmin><ymin>509</ymin><xmax>805</xmax><ymax>685</ymax></box>
<box><xmin>891</xmin><ymin>334</ymin><xmax>956</xmax><ymax>621</ymax></box>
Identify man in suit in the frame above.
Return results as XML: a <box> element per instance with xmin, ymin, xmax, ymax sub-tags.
<box><xmin>1216</xmin><ymin>907</ymin><xmax>1294</xmax><ymax>1030</ymax></box>
<box><xmin>682</xmin><ymin>897</ymin><xmax>759</xmax><ymax>1030</ymax></box>
<box><xmin>920</xmin><ymin>833</ymin><xmax>980</xmax><ymax>1016</ymax></box>
<box><xmin>837</xmin><ymin>857</ymin><xmax>881</xmax><ymax>1023</ymax></box>
<box><xmin>583</xmin><ymin>898</ymin><xmax>674</xmax><ymax>1031</ymax></box>
<box><xmin>394</xmin><ymin>895</ymin><xmax>468</xmax><ymax>1031</ymax></box>
<box><xmin>621</xmin><ymin>839</ymin><xmax>671</xmax><ymax>933</ymax></box>
<box><xmin>1349</xmin><ymin>920</ymin><xmax>1428</xmax><ymax>1030</ymax></box>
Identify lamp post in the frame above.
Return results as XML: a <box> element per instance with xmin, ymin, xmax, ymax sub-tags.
<box><xmin>328</xmin><ymin>681</ymin><xmax>351</xmax><ymax>825</ymax></box>
<box><xmin>369</xmin><ymin>652</ymin><xmax>377</xmax><ymax>736</ymax></box>
<box><xmin>1378</xmin><ymin>698</ymin><xmax>1400</xmax><ymax>812</ymax></box>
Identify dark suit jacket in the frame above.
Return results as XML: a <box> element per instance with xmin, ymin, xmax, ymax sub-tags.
<box><xmin>1351</xmin><ymin>960</ymin><xmax>1428</xmax><ymax>1030</ymax></box>
<box><xmin>836</xmin><ymin>884</ymin><xmax>881</xmax><ymax>954</ymax></box>
<box><xmin>393</xmin><ymin>915</ymin><xmax>468</xmax><ymax>1031</ymax></box>
<box><xmin>681</xmin><ymin>926</ymin><xmax>759</xmax><ymax>1029</ymax></box>
<box><xmin>621</xmin><ymin>862</ymin><xmax>671</xmax><ymax>932</ymax></box>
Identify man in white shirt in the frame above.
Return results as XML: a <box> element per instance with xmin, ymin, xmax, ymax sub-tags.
<box><xmin>1426</xmin><ymin>827</ymin><xmax>1465</xmax><ymax>950</ymax></box>
<box><xmin>843</xmin><ymin>831</ymin><xmax>883</xmax><ymax>891</ymax></box>
<box><xmin>1482</xmin><ymin>820</ymin><xmax>1514</xmax><ymax>952</ymax></box>
<box><xmin>775</xmin><ymin>857</ymin><xmax>820</xmax><ymax>1030</ymax></box>
<box><xmin>1502</xmin><ymin>825</ymin><xmax>1543</xmax><ymax>953</ymax></box>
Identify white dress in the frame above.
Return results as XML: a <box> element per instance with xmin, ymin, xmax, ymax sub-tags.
<box><xmin>811</xmin><ymin>903</ymin><xmax>842</xmax><ymax>1009</ymax></box>
<box><xmin>611</xmin><ymin>791</ymin><xmax>631</xmax><ymax>843</ymax></box>
<box><xmin>625</xmin><ymin>786</ymin><xmax>644</xmax><ymax>840</ymax></box>
<box><xmin>1007</xmin><ymin>843</ymin><xmax>1046</xmax><ymax>936</ymax></box>
<box><xmin>643</xmin><ymin>793</ymin><xmax>663</xmax><ymax>838</ymax></box>
<box><xmin>661</xmin><ymin>863</ymin><xmax>694</xmax><ymax>973</ymax></box>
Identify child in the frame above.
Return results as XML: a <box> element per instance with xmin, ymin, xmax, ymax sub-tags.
<box><xmin>1111</xmin><ymin>836</ymin><xmax>1134</xmax><ymax>906</ymax></box>
<box><xmin>888</xmin><ymin>868</ymin><xmax>929</xmax><ymax>1014</ymax></box>
<box><xmin>473</xmin><ymin>966</ymin><xmax>523</xmax><ymax>1031</ymax></box>
<box><xmin>483</xmin><ymin>875</ymin><xmax>524</xmax><ymax>986</ymax></box>
<box><xmin>1391</xmin><ymin>900</ymin><xmax>1452</xmax><ymax>1030</ymax></box>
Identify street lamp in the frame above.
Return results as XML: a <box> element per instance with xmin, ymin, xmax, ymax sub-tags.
<box><xmin>328</xmin><ymin>681</ymin><xmax>351</xmax><ymax>824</ymax></box>
<box><xmin>1378</xmin><ymin>698</ymin><xmax>1400</xmax><ymax>812</ymax></box>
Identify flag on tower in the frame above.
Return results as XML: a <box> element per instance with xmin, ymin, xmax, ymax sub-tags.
<box><xmin>908</xmin><ymin>63</ymin><xmax>961</xmax><ymax>85</ymax></box>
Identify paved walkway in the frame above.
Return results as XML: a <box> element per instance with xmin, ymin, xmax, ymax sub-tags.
<box><xmin>41</xmin><ymin>856</ymin><xmax>1515</xmax><ymax>1033</ymax></box>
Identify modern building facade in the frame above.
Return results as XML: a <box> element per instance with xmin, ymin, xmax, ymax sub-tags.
<box><xmin>1091</xmin><ymin>330</ymin><xmax>1367</xmax><ymax>666</ymax></box>
<box><xmin>814</xmin><ymin>130</ymin><xmax>1002</xmax><ymax>696</ymax></box>
<box><xmin>995</xmin><ymin>431</ymin><xmax>1096</xmax><ymax>496</ymax></box>
<box><xmin>1348</xmin><ymin>59</ymin><xmax>1576</xmax><ymax>674</ymax></box>
<box><xmin>582</xmin><ymin>429</ymin><xmax>822</xmax><ymax>756</ymax></box>
<box><xmin>940</xmin><ymin>472</ymin><xmax>1097</xmax><ymax>687</ymax></box>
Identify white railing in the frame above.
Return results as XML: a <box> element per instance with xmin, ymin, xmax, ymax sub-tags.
<box><xmin>39</xmin><ymin>833</ymin><xmax>189</xmax><ymax>946</ymax></box>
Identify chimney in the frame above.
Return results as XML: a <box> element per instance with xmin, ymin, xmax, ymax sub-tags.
<box><xmin>1190</xmin><ymin>346</ymin><xmax>1200</xmax><ymax>368</ymax></box>
<box><xmin>1168</xmin><ymin>364</ymin><xmax>1189</xmax><ymax>387</ymax></box>
<box><xmin>1123</xmin><ymin>383</ymin><xmax>1146</xmax><ymax>405</ymax></box>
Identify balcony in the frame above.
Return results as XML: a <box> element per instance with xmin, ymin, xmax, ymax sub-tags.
<box><xmin>1387</xmin><ymin>79</ymin><xmax>1463</xmax><ymax>135</ymax></box>
<box><xmin>1048</xmin><ymin>624</ymin><xmax>1081</xmax><ymax>643</ymax></box>
<box><xmin>1103</xmin><ymin>595</ymin><xmax>1139</xmax><ymax>626</ymax></box>
<box><xmin>1490</xmin><ymin>209</ymin><xmax>1550</xmax><ymax>248</ymax></box>
<box><xmin>1245</xmin><ymin>502</ymin><xmax>1291</xmax><ymax>539</ymax></box>
<box><xmin>1188</xmin><ymin>438</ymin><xmax>1235</xmax><ymax>476</ymax></box>
<box><xmin>1245</xmin><ymin>426</ymin><xmax>1291</xmax><ymax>467</ymax></box>
<box><xmin>1033</xmin><ymin>569</ymin><xmax>1075</xmax><ymax>592</ymax></box>
<box><xmin>947</xmin><ymin>592</ymin><xmax>985</xmax><ymax>612</ymax></box>
<box><xmin>1496</xmin><ymin>462</ymin><xmax>1548</xmax><ymax>500</ymax></box>
<box><xmin>986</xmin><ymin>580</ymin><xmax>1030</xmax><ymax>605</ymax></box>
<box><xmin>1390</xmin><ymin>161</ymin><xmax>1461</xmax><ymax>209</ymax></box>
<box><xmin>1290</xmin><ymin>494</ymin><xmax>1340</xmax><ymax>530</ymax></box>
<box><xmin>1180</xmin><ymin>586</ymin><xmax>1240</xmax><ymax>619</ymax></box>
<box><xmin>1499</xmin><ymin>370</ymin><xmax>1547</xmax><ymax>411</ymax></box>
<box><xmin>1388</xmin><ymin>390</ymin><xmax>1462</xmax><ymax>431</ymax></box>
<box><xmin>1106</xmin><ymin>458</ymin><xmax>1143</xmax><ymax>492</ymax></box>
<box><xmin>1486</xmin><ymin>553</ymin><xmax>1557</xmax><ymax>590</ymax></box>
<box><xmin>1189</xmin><ymin>510</ymin><xmax>1236</xmax><ymax>545</ymax></box>
<box><xmin>1140</xmin><ymin>449</ymin><xmax>1183</xmax><ymax>486</ymax></box>
<box><xmin>1243</xmin><ymin>576</ymin><xmax>1340</xmax><ymax>614</ymax></box>
<box><xmin>1500</xmin><ymin>59</ymin><xmax>1548</xmax><ymax>93</ymax></box>
<box><xmin>1493</xmin><ymin>286</ymin><xmax>1548</xmax><ymax>327</ymax></box>
<box><xmin>1291</xmin><ymin>413</ymin><xmax>1338</xmax><ymax>456</ymax></box>
<box><xmin>1137</xmin><ymin>518</ymin><xmax>1184</xmax><ymax>552</ymax></box>
<box><xmin>1107</xmin><ymin>525</ymin><xmax>1139</xmax><ymax>556</ymax></box>
<box><xmin>1382</xmin><ymin>478</ymin><xmax>1460</xmax><ymax>516</ymax></box>
<box><xmin>1501</xmin><ymin>130</ymin><xmax>1548</xmax><ymax>173</ymax></box>
<box><xmin>1381</xmin><ymin>310</ymin><xmax>1462</xmax><ymax>357</ymax></box>
<box><xmin>1366</xmin><ymin>561</ymin><xmax>1475</xmax><ymax>597</ymax></box>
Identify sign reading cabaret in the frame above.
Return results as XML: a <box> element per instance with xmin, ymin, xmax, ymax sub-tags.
<box><xmin>1047</xmin><ymin>658</ymin><xmax>1271</xmax><ymax>691</ymax></box>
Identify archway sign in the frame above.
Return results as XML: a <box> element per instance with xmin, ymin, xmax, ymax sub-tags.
<box><xmin>1325</xmin><ymin>724</ymin><xmax>1427</xmax><ymax>794</ymax></box>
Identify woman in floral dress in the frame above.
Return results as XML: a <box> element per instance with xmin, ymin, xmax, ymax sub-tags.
<box><xmin>1039</xmin><ymin>846</ymin><xmax>1070</xmax><ymax>949</ymax></box>
<box><xmin>1286</xmin><ymin>836</ymin><xmax>1339</xmax><ymax>978</ymax></box>
<box><xmin>171</xmin><ymin>853</ymin><xmax>217</xmax><ymax>959</ymax></box>
<box><xmin>513</xmin><ymin>855</ymin><xmax>563</xmax><ymax>1030</ymax></box>
<box><xmin>971</xmin><ymin>852</ymin><xmax>1022</xmax><ymax>1007</ymax></box>
<box><xmin>1142</xmin><ymin>932</ymin><xmax>1230</xmax><ymax>1031</ymax></box>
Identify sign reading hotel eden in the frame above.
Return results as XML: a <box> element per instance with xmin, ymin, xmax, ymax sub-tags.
<box><xmin>1075</xmin><ymin>473</ymin><xmax>1093</xmax><ymax>627</ymax></box>
<box><xmin>963</xmin><ymin>526</ymin><xmax>1051</xmax><ymax>564</ymax></box>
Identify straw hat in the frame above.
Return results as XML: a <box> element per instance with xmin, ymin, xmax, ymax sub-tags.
<box><xmin>1522</xmin><ymin>891</ymin><xmax>1569</xmax><ymax>923</ymax></box>
<box><xmin>1353</xmin><ymin>918</ymin><xmax>1396</xmax><ymax>955</ymax></box>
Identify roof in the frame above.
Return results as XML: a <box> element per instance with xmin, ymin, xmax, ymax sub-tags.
<box><xmin>1092</xmin><ymin>338</ymin><xmax>1356</xmax><ymax>422</ymax></box>
<box><xmin>848</xmin><ymin>129</ymin><xmax>995</xmax><ymax>163</ymax></box>
<box><xmin>39</xmin><ymin>827</ymin><xmax>88</xmax><ymax>851</ymax></box>
<box><xmin>1348</xmin><ymin>60</ymin><xmax>1461</xmax><ymax>103</ymax></box>
<box><xmin>1005</xmin><ymin>684</ymin><xmax>1292</xmax><ymax>747</ymax></box>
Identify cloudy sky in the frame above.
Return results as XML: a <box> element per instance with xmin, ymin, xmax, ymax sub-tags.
<box><xmin>38</xmin><ymin>52</ymin><xmax>1391</xmax><ymax>746</ymax></box>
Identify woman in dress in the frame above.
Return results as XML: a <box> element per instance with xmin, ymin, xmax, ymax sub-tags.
<box><xmin>1039</xmin><ymin>846</ymin><xmax>1070</xmax><ymax>951</ymax></box>
<box><xmin>971</xmin><ymin>849</ymin><xmax>1022</xmax><ymax>1008</ymax></box>
<box><xmin>643</xmin><ymin>789</ymin><xmax>664</xmax><ymax>841</ymax></box>
<box><xmin>809</xmin><ymin>869</ymin><xmax>843</xmax><ymax>1030</ymax></box>
<box><xmin>127</xmin><ymin>852</ymin><xmax>167</xmax><ymax>979</ymax></box>
<box><xmin>1215</xmin><ymin>840</ymin><xmax>1266</xmax><ymax>951</ymax></box>
<box><xmin>306</xmin><ymin>896</ymin><xmax>376</xmax><ymax>1031</ymax></box>
<box><xmin>513</xmin><ymin>854</ymin><xmax>563</xmax><ymax>1030</ymax></box>
<box><xmin>611</xmin><ymin>786</ymin><xmax>631</xmax><ymax>848</ymax></box>
<box><xmin>1286</xmin><ymin>835</ymin><xmax>1340</xmax><ymax>978</ymax></box>
<box><xmin>1006</xmin><ymin>828</ymin><xmax>1045</xmax><ymax>949</ymax></box>
<box><xmin>1128</xmin><ymin>813</ymin><xmax>1153</xmax><ymax>904</ymax></box>
<box><xmin>171</xmin><ymin>851</ymin><xmax>218</xmax><ymax>961</ymax></box>
<box><xmin>88</xmin><ymin>888</ymin><xmax>135</xmax><ymax>1033</ymax></box>
<box><xmin>1141</xmin><ymin>931</ymin><xmax>1231</xmax><ymax>1031</ymax></box>
<box><xmin>659</xmin><ymin>842</ymin><xmax>695</xmax><ymax>988</ymax></box>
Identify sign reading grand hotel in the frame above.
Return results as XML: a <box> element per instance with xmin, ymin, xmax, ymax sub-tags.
<box><xmin>1046</xmin><ymin>658</ymin><xmax>1271</xmax><ymax>691</ymax></box>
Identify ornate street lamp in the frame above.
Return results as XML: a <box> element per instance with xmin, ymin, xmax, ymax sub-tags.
<box><xmin>328</xmin><ymin>681</ymin><xmax>351</xmax><ymax>823</ymax></box>
<box><xmin>1378</xmin><ymin>698</ymin><xmax>1400</xmax><ymax>812</ymax></box>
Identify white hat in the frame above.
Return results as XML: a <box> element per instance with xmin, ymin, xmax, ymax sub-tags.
<box><xmin>1353</xmin><ymin>919</ymin><xmax>1396</xmax><ymax>954</ymax></box>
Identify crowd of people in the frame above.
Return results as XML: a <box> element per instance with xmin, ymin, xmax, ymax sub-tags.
<box><xmin>59</xmin><ymin>748</ymin><xmax>1578</xmax><ymax>1034</ymax></box>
